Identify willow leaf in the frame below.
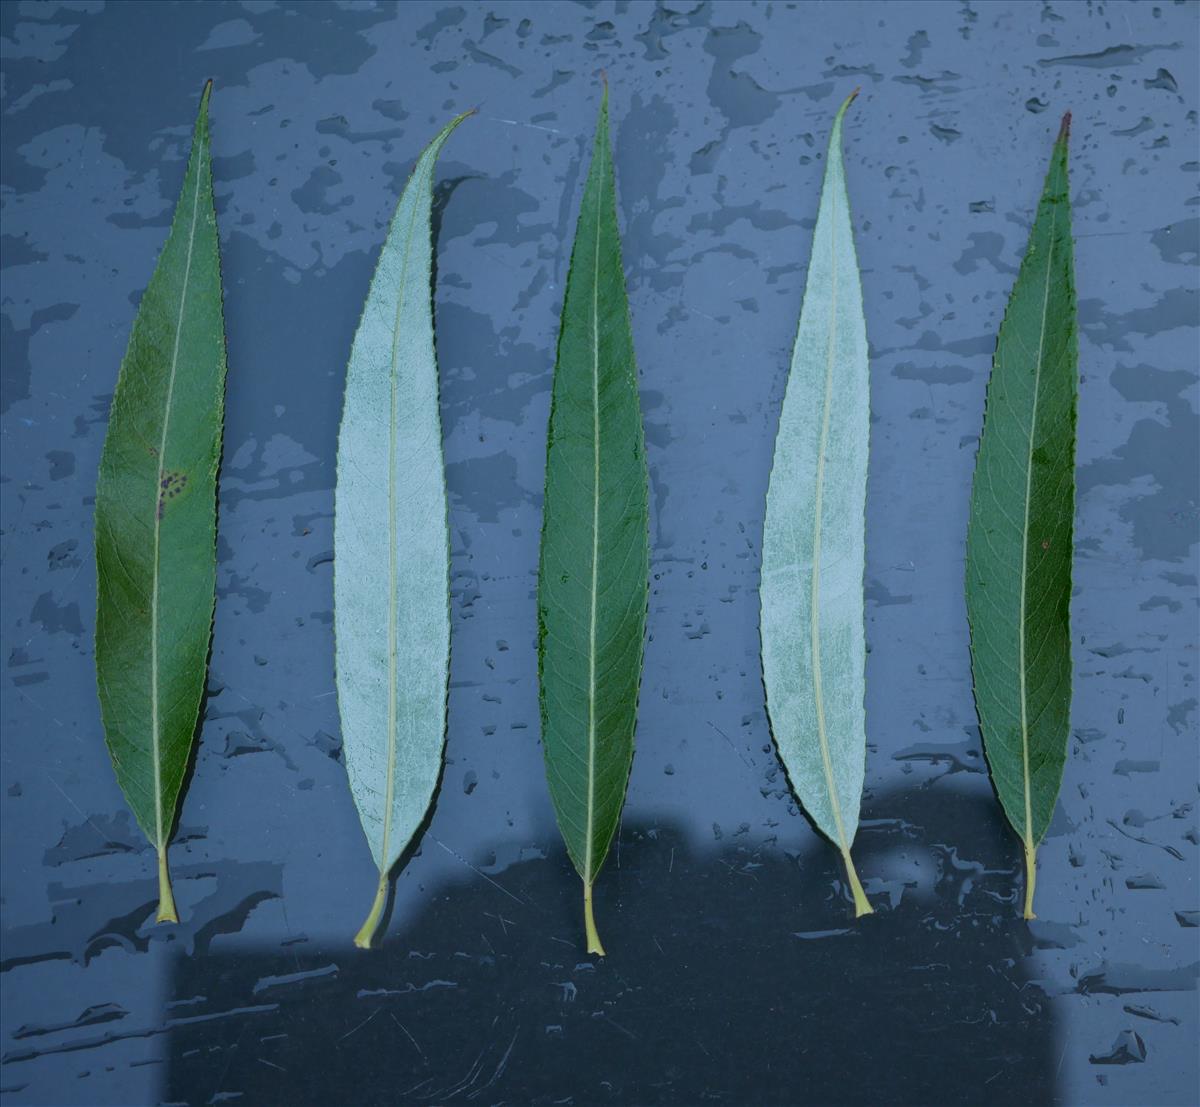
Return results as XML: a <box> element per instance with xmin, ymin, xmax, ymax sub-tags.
<box><xmin>334</xmin><ymin>112</ymin><xmax>469</xmax><ymax>948</ymax></box>
<box><xmin>760</xmin><ymin>91</ymin><xmax>873</xmax><ymax>917</ymax></box>
<box><xmin>966</xmin><ymin>114</ymin><xmax>1077</xmax><ymax>920</ymax></box>
<box><xmin>538</xmin><ymin>85</ymin><xmax>649</xmax><ymax>956</ymax></box>
<box><xmin>95</xmin><ymin>81</ymin><xmax>227</xmax><ymax>924</ymax></box>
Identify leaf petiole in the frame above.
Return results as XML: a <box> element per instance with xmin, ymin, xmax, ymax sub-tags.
<box><xmin>583</xmin><ymin>880</ymin><xmax>606</xmax><ymax>957</ymax></box>
<box><xmin>354</xmin><ymin>873</ymin><xmax>390</xmax><ymax>949</ymax></box>
<box><xmin>840</xmin><ymin>847</ymin><xmax>873</xmax><ymax>918</ymax></box>
<box><xmin>156</xmin><ymin>847</ymin><xmax>179</xmax><ymax>924</ymax></box>
<box><xmin>1023</xmin><ymin>841</ymin><xmax>1038</xmax><ymax>920</ymax></box>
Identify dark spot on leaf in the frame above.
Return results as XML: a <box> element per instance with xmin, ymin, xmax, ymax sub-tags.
<box><xmin>157</xmin><ymin>471</ymin><xmax>188</xmax><ymax>518</ymax></box>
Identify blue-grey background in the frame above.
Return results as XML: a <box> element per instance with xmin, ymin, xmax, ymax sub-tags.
<box><xmin>2</xmin><ymin>2</ymin><xmax>1197</xmax><ymax>1105</ymax></box>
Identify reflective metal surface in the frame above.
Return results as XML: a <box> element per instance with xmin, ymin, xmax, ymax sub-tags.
<box><xmin>2</xmin><ymin>2</ymin><xmax>1196</xmax><ymax>1104</ymax></box>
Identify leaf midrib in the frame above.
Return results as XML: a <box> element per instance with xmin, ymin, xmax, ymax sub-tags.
<box><xmin>149</xmin><ymin>137</ymin><xmax>205</xmax><ymax>851</ymax></box>
<box><xmin>808</xmin><ymin>152</ymin><xmax>853</xmax><ymax>857</ymax></box>
<box><xmin>1017</xmin><ymin>175</ymin><xmax>1062</xmax><ymax>851</ymax></box>
<box><xmin>584</xmin><ymin>122</ymin><xmax>605</xmax><ymax>885</ymax></box>
<box><xmin>379</xmin><ymin>154</ymin><xmax>437</xmax><ymax>872</ymax></box>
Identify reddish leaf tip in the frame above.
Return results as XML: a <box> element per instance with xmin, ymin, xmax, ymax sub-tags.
<box><xmin>1057</xmin><ymin>111</ymin><xmax>1071</xmax><ymax>143</ymax></box>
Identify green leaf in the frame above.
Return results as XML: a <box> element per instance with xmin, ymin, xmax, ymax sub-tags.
<box><xmin>334</xmin><ymin>111</ymin><xmax>470</xmax><ymax>948</ymax></box>
<box><xmin>537</xmin><ymin>85</ymin><xmax>649</xmax><ymax>956</ymax></box>
<box><xmin>759</xmin><ymin>91</ymin><xmax>873</xmax><ymax>918</ymax></box>
<box><xmin>94</xmin><ymin>81</ymin><xmax>227</xmax><ymax>924</ymax></box>
<box><xmin>966</xmin><ymin>113</ymin><xmax>1077</xmax><ymax>920</ymax></box>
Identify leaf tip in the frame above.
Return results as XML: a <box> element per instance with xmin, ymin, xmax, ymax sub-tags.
<box><xmin>833</xmin><ymin>86</ymin><xmax>860</xmax><ymax>128</ymax></box>
<box><xmin>198</xmin><ymin>79</ymin><xmax>214</xmax><ymax>125</ymax></box>
<box><xmin>1057</xmin><ymin>110</ymin><xmax>1072</xmax><ymax>145</ymax></box>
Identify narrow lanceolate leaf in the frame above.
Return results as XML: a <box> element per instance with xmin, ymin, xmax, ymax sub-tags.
<box><xmin>95</xmin><ymin>81</ymin><xmax>227</xmax><ymax>924</ymax></box>
<box><xmin>538</xmin><ymin>85</ymin><xmax>648</xmax><ymax>956</ymax></box>
<box><xmin>967</xmin><ymin>114</ymin><xmax>1077</xmax><ymax>921</ymax></box>
<box><xmin>335</xmin><ymin>112</ymin><xmax>469</xmax><ymax>948</ymax></box>
<box><xmin>760</xmin><ymin>91</ymin><xmax>874</xmax><ymax>918</ymax></box>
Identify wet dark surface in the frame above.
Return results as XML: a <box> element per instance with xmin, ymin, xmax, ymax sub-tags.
<box><xmin>1</xmin><ymin>2</ymin><xmax>1197</xmax><ymax>1105</ymax></box>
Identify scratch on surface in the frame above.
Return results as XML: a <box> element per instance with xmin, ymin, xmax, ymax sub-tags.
<box><xmin>483</xmin><ymin>911</ymin><xmax>514</xmax><ymax>936</ymax></box>
<box><xmin>389</xmin><ymin>1013</ymin><xmax>425</xmax><ymax>1060</ymax></box>
<box><xmin>338</xmin><ymin>1008</ymin><xmax>381</xmax><ymax>1042</ymax></box>
<box><xmin>20</xmin><ymin>691</ymin><xmax>65</xmax><ymax>730</ymax></box>
<box><xmin>708</xmin><ymin>721</ymin><xmax>754</xmax><ymax>768</ymax></box>
<box><xmin>429</xmin><ymin>835</ymin><xmax>524</xmax><ymax>904</ymax></box>
<box><xmin>436</xmin><ymin>1016</ymin><xmax>497</xmax><ymax>1099</ymax></box>
<box><xmin>42</xmin><ymin>773</ymin><xmax>105</xmax><ymax>841</ymax></box>
<box><xmin>467</xmin><ymin>1026</ymin><xmax>519</xmax><ymax>1101</ymax></box>
<box><xmin>481</xmin><ymin>114</ymin><xmax>561</xmax><ymax>134</ymax></box>
<box><xmin>604</xmin><ymin>1014</ymin><xmax>637</xmax><ymax>1040</ymax></box>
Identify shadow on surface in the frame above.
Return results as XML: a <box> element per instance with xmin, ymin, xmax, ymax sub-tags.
<box><xmin>164</xmin><ymin>786</ymin><xmax>1055</xmax><ymax>1106</ymax></box>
